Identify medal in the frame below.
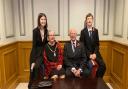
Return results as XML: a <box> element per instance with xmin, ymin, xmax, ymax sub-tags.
<box><xmin>54</xmin><ymin>52</ymin><xmax>56</xmax><ymax>57</ymax></box>
<box><xmin>47</xmin><ymin>43</ymin><xmax>57</xmax><ymax>57</ymax></box>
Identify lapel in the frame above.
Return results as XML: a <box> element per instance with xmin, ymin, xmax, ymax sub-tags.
<box><xmin>91</xmin><ymin>27</ymin><xmax>96</xmax><ymax>41</ymax></box>
<box><xmin>91</xmin><ymin>27</ymin><xmax>95</xmax><ymax>39</ymax></box>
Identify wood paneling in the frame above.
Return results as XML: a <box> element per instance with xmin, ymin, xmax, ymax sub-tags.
<box><xmin>126</xmin><ymin>56</ymin><xmax>128</xmax><ymax>89</ymax></box>
<box><xmin>18</xmin><ymin>41</ymin><xmax>32</xmax><ymax>82</ymax></box>
<box><xmin>99</xmin><ymin>41</ymin><xmax>111</xmax><ymax>82</ymax></box>
<box><xmin>111</xmin><ymin>48</ymin><xmax>124</xmax><ymax>89</ymax></box>
<box><xmin>0</xmin><ymin>49</ymin><xmax>3</xmax><ymax>89</ymax></box>
<box><xmin>112</xmin><ymin>48</ymin><xmax>124</xmax><ymax>79</ymax></box>
<box><xmin>110</xmin><ymin>41</ymin><xmax>128</xmax><ymax>89</ymax></box>
<box><xmin>0</xmin><ymin>65</ymin><xmax>2</xmax><ymax>89</ymax></box>
<box><xmin>0</xmin><ymin>42</ymin><xmax>18</xmax><ymax>89</ymax></box>
<box><xmin>0</xmin><ymin>41</ymin><xmax>128</xmax><ymax>89</ymax></box>
<box><xmin>3</xmin><ymin>49</ymin><xmax>17</xmax><ymax>82</ymax></box>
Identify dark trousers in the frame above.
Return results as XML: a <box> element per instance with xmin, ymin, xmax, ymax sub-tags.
<box><xmin>96</xmin><ymin>52</ymin><xmax>106</xmax><ymax>78</ymax></box>
<box><xmin>28</xmin><ymin>64</ymin><xmax>44</xmax><ymax>89</ymax></box>
<box><xmin>50</xmin><ymin>68</ymin><xmax>65</xmax><ymax>77</ymax></box>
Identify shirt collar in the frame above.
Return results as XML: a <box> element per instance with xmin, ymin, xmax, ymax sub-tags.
<box><xmin>88</xmin><ymin>28</ymin><xmax>92</xmax><ymax>32</ymax></box>
<box><xmin>71</xmin><ymin>40</ymin><xmax>76</xmax><ymax>45</ymax></box>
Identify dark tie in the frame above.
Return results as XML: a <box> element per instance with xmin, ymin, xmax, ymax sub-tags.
<box><xmin>89</xmin><ymin>31</ymin><xmax>92</xmax><ymax>39</ymax></box>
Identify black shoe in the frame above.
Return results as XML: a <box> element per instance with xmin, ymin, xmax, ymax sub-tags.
<box><xmin>28</xmin><ymin>83</ymin><xmax>38</xmax><ymax>89</ymax></box>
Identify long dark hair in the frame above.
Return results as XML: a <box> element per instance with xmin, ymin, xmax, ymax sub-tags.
<box><xmin>37</xmin><ymin>13</ymin><xmax>48</xmax><ymax>29</ymax></box>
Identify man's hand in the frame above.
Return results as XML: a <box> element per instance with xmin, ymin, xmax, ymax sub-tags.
<box><xmin>90</xmin><ymin>53</ymin><xmax>96</xmax><ymax>60</ymax></box>
<box><xmin>57</xmin><ymin>65</ymin><xmax>62</xmax><ymax>70</ymax></box>
<box><xmin>74</xmin><ymin>69</ymin><xmax>81</xmax><ymax>77</ymax></box>
<box><xmin>92</xmin><ymin>53</ymin><xmax>96</xmax><ymax>60</ymax></box>
<box><xmin>71</xmin><ymin>68</ymin><xmax>77</xmax><ymax>74</ymax></box>
<box><xmin>89</xmin><ymin>54</ymin><xmax>93</xmax><ymax>59</ymax></box>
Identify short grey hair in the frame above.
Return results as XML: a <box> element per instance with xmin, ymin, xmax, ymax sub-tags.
<box><xmin>48</xmin><ymin>30</ymin><xmax>55</xmax><ymax>36</ymax></box>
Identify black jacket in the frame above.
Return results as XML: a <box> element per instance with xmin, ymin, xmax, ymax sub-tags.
<box><xmin>63</xmin><ymin>40</ymin><xmax>87</xmax><ymax>69</ymax></box>
<box><xmin>80</xmin><ymin>27</ymin><xmax>99</xmax><ymax>58</ymax></box>
<box><xmin>30</xmin><ymin>27</ymin><xmax>48</xmax><ymax>64</ymax></box>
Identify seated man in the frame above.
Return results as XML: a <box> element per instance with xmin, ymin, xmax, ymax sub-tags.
<box><xmin>64</xmin><ymin>29</ymin><xmax>90</xmax><ymax>78</ymax></box>
<box><xmin>43</xmin><ymin>30</ymin><xmax>65</xmax><ymax>80</ymax></box>
<box><xmin>80</xmin><ymin>13</ymin><xmax>106</xmax><ymax>78</ymax></box>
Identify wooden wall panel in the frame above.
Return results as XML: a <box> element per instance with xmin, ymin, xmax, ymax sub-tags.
<box><xmin>100</xmin><ymin>45</ymin><xmax>109</xmax><ymax>75</ymax></box>
<box><xmin>23</xmin><ymin>48</ymin><xmax>31</xmax><ymax>71</ymax></box>
<box><xmin>125</xmin><ymin>51</ymin><xmax>128</xmax><ymax>89</ymax></box>
<box><xmin>0</xmin><ymin>42</ymin><xmax>18</xmax><ymax>89</ymax></box>
<box><xmin>99</xmin><ymin>41</ymin><xmax>111</xmax><ymax>82</ymax></box>
<box><xmin>125</xmin><ymin>63</ymin><xmax>128</xmax><ymax>89</ymax></box>
<box><xmin>18</xmin><ymin>42</ymin><xmax>32</xmax><ymax>82</ymax></box>
<box><xmin>0</xmin><ymin>49</ymin><xmax>4</xmax><ymax>89</ymax></box>
<box><xmin>112</xmin><ymin>48</ymin><xmax>124</xmax><ymax>79</ymax></box>
<box><xmin>111</xmin><ymin>48</ymin><xmax>124</xmax><ymax>89</ymax></box>
<box><xmin>110</xmin><ymin>42</ymin><xmax>128</xmax><ymax>89</ymax></box>
<box><xmin>2</xmin><ymin>49</ymin><xmax>17</xmax><ymax>83</ymax></box>
<box><xmin>0</xmin><ymin>66</ymin><xmax>2</xmax><ymax>89</ymax></box>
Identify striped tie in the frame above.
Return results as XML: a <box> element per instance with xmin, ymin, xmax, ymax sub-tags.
<box><xmin>72</xmin><ymin>42</ymin><xmax>75</xmax><ymax>52</ymax></box>
<box><xmin>89</xmin><ymin>31</ymin><xmax>92</xmax><ymax>39</ymax></box>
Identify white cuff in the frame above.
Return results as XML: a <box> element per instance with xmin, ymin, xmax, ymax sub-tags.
<box><xmin>71</xmin><ymin>67</ymin><xmax>76</xmax><ymax>71</ymax></box>
<box><xmin>79</xmin><ymin>68</ymin><xmax>83</xmax><ymax>72</ymax></box>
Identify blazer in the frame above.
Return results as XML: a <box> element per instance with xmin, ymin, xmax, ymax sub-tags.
<box><xmin>30</xmin><ymin>27</ymin><xmax>48</xmax><ymax>64</ymax></box>
<box><xmin>80</xmin><ymin>27</ymin><xmax>99</xmax><ymax>58</ymax></box>
<box><xmin>63</xmin><ymin>40</ymin><xmax>87</xmax><ymax>69</ymax></box>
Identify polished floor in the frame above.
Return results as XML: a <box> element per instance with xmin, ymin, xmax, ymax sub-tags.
<box><xmin>16</xmin><ymin>83</ymin><xmax>113</xmax><ymax>89</ymax></box>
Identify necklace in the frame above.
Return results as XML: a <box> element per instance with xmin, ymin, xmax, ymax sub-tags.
<box><xmin>47</xmin><ymin>43</ymin><xmax>57</xmax><ymax>57</ymax></box>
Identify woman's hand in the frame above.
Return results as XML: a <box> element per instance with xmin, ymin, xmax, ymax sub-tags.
<box><xmin>74</xmin><ymin>69</ymin><xmax>81</xmax><ymax>77</ymax></box>
<box><xmin>31</xmin><ymin>63</ymin><xmax>35</xmax><ymax>72</ymax></box>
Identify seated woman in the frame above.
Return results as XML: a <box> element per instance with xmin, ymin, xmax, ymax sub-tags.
<box><xmin>43</xmin><ymin>30</ymin><xmax>65</xmax><ymax>80</ymax></box>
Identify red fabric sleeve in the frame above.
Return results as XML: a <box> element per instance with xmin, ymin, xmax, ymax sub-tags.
<box><xmin>44</xmin><ymin>50</ymin><xmax>57</xmax><ymax>76</ymax></box>
<box><xmin>43</xmin><ymin>50</ymin><xmax>51</xmax><ymax>77</ymax></box>
<box><xmin>56</xmin><ymin>42</ymin><xmax>63</xmax><ymax>65</ymax></box>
